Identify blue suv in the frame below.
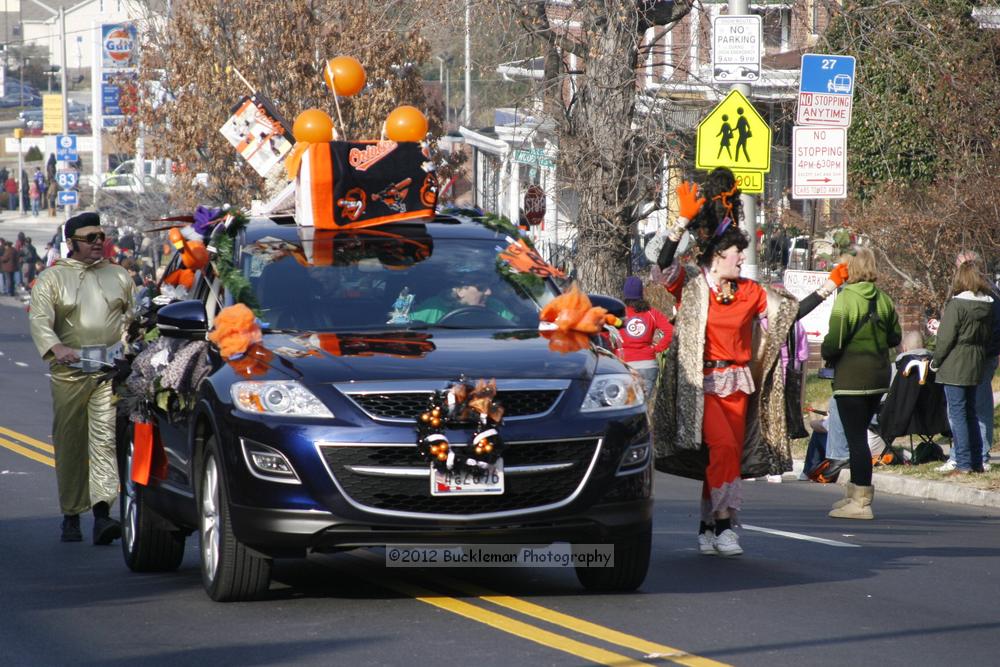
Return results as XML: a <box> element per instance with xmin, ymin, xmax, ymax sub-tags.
<box><xmin>121</xmin><ymin>213</ymin><xmax>652</xmax><ymax>600</ymax></box>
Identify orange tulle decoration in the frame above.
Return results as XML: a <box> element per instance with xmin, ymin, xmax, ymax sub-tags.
<box><xmin>538</xmin><ymin>285</ymin><xmax>608</xmax><ymax>353</ymax></box>
<box><xmin>208</xmin><ymin>304</ymin><xmax>262</xmax><ymax>359</ymax></box>
<box><xmin>163</xmin><ymin>267</ymin><xmax>195</xmax><ymax>290</ymax></box>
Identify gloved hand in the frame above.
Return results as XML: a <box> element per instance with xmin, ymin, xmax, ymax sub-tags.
<box><xmin>828</xmin><ymin>262</ymin><xmax>850</xmax><ymax>287</ymax></box>
<box><xmin>97</xmin><ymin>358</ymin><xmax>132</xmax><ymax>387</ymax></box>
<box><xmin>676</xmin><ymin>181</ymin><xmax>706</xmax><ymax>222</ymax></box>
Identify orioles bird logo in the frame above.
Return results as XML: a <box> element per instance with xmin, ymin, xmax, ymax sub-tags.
<box><xmin>373</xmin><ymin>178</ymin><xmax>412</xmax><ymax>212</ymax></box>
<box><xmin>337</xmin><ymin>187</ymin><xmax>367</xmax><ymax>221</ymax></box>
<box><xmin>499</xmin><ymin>238</ymin><xmax>566</xmax><ymax>279</ymax></box>
<box><xmin>420</xmin><ymin>173</ymin><xmax>439</xmax><ymax>208</ymax></box>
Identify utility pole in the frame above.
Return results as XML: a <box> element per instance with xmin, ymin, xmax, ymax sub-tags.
<box><xmin>463</xmin><ymin>0</ymin><xmax>471</xmax><ymax>125</ymax></box>
<box><xmin>729</xmin><ymin>0</ymin><xmax>758</xmax><ymax>280</ymax></box>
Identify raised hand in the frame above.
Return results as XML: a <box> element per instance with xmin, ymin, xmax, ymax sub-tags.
<box><xmin>676</xmin><ymin>181</ymin><xmax>706</xmax><ymax>221</ymax></box>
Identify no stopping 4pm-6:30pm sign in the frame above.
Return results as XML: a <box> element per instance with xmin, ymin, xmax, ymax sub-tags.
<box><xmin>792</xmin><ymin>126</ymin><xmax>846</xmax><ymax>199</ymax></box>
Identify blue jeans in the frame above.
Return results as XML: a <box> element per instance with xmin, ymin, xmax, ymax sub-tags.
<box><xmin>943</xmin><ymin>384</ymin><xmax>984</xmax><ymax>472</ymax></box>
<box><xmin>639</xmin><ymin>366</ymin><xmax>659</xmax><ymax>397</ymax></box>
<box><xmin>975</xmin><ymin>356</ymin><xmax>997</xmax><ymax>464</ymax></box>
<box><xmin>825</xmin><ymin>396</ymin><xmax>850</xmax><ymax>459</ymax></box>
<box><xmin>31</xmin><ymin>198</ymin><xmax>39</xmax><ymax>216</ymax></box>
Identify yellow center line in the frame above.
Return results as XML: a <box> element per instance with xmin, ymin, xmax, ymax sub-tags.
<box><xmin>341</xmin><ymin>553</ymin><xmax>652</xmax><ymax>666</ymax></box>
<box><xmin>0</xmin><ymin>426</ymin><xmax>55</xmax><ymax>454</ymax></box>
<box><xmin>347</xmin><ymin>550</ymin><xmax>728</xmax><ymax>666</ymax></box>
<box><xmin>0</xmin><ymin>436</ymin><xmax>55</xmax><ymax>467</ymax></box>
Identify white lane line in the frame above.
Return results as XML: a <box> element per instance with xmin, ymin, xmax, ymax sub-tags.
<box><xmin>742</xmin><ymin>524</ymin><xmax>860</xmax><ymax>548</ymax></box>
<box><xmin>14</xmin><ymin>362</ymin><xmax>27</xmax><ymax>367</ymax></box>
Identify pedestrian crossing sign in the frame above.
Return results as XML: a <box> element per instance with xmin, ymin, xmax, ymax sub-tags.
<box><xmin>695</xmin><ymin>89</ymin><xmax>771</xmax><ymax>173</ymax></box>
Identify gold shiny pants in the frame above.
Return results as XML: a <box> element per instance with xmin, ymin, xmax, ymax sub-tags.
<box><xmin>49</xmin><ymin>366</ymin><xmax>118</xmax><ymax>516</ymax></box>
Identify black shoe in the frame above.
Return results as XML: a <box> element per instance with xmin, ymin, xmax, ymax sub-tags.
<box><xmin>93</xmin><ymin>516</ymin><xmax>122</xmax><ymax>546</ymax></box>
<box><xmin>61</xmin><ymin>515</ymin><xmax>82</xmax><ymax>542</ymax></box>
<box><xmin>807</xmin><ymin>458</ymin><xmax>850</xmax><ymax>483</ymax></box>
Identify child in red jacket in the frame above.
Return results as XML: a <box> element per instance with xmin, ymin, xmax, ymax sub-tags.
<box><xmin>620</xmin><ymin>276</ymin><xmax>673</xmax><ymax>396</ymax></box>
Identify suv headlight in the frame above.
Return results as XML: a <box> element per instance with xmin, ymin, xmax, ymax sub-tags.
<box><xmin>231</xmin><ymin>381</ymin><xmax>334</xmax><ymax>418</ymax></box>
<box><xmin>580</xmin><ymin>373</ymin><xmax>645</xmax><ymax>412</ymax></box>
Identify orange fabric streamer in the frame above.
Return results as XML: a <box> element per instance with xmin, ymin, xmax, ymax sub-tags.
<box><xmin>538</xmin><ymin>285</ymin><xmax>609</xmax><ymax>353</ymax></box>
<box><xmin>285</xmin><ymin>141</ymin><xmax>312</xmax><ymax>181</ymax></box>
<box><xmin>163</xmin><ymin>268</ymin><xmax>195</xmax><ymax>290</ymax></box>
<box><xmin>208</xmin><ymin>304</ymin><xmax>262</xmax><ymax>359</ymax></box>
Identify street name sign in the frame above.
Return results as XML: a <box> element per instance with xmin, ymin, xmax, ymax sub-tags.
<box><xmin>58</xmin><ymin>190</ymin><xmax>79</xmax><ymax>206</ymax></box>
<box><xmin>696</xmin><ymin>89</ymin><xmax>771</xmax><ymax>173</ymax></box>
<box><xmin>792</xmin><ymin>126</ymin><xmax>847</xmax><ymax>199</ymax></box>
<box><xmin>797</xmin><ymin>54</ymin><xmax>856</xmax><ymax>127</ymax></box>
<box><xmin>712</xmin><ymin>16</ymin><xmax>762</xmax><ymax>83</ymax></box>
<box><xmin>56</xmin><ymin>134</ymin><xmax>78</xmax><ymax>162</ymax></box>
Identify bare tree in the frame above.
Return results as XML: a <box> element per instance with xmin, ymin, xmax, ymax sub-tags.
<box><xmin>490</xmin><ymin>0</ymin><xmax>695</xmax><ymax>294</ymax></box>
<box><xmin>119</xmin><ymin>0</ymin><xmax>447</xmax><ymax>210</ymax></box>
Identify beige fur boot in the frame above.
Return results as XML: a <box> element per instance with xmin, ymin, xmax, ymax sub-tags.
<box><xmin>829</xmin><ymin>484</ymin><xmax>874</xmax><ymax>519</ymax></box>
<box><xmin>831</xmin><ymin>482</ymin><xmax>855</xmax><ymax>510</ymax></box>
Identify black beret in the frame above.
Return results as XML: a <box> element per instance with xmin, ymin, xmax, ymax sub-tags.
<box><xmin>64</xmin><ymin>212</ymin><xmax>102</xmax><ymax>239</ymax></box>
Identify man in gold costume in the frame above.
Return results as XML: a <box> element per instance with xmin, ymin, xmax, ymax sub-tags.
<box><xmin>30</xmin><ymin>212</ymin><xmax>135</xmax><ymax>544</ymax></box>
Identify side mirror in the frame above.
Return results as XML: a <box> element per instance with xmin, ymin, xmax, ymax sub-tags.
<box><xmin>156</xmin><ymin>300</ymin><xmax>208</xmax><ymax>339</ymax></box>
<box><xmin>588</xmin><ymin>294</ymin><xmax>626</xmax><ymax>320</ymax></box>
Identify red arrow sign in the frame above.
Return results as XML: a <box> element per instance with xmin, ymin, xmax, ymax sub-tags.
<box><xmin>806</xmin><ymin>178</ymin><xmax>832</xmax><ymax>183</ymax></box>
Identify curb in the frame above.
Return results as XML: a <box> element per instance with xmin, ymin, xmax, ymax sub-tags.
<box><xmin>789</xmin><ymin>459</ymin><xmax>1000</xmax><ymax>509</ymax></box>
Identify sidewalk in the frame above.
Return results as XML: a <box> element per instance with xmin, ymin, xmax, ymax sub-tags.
<box><xmin>787</xmin><ymin>459</ymin><xmax>1000</xmax><ymax>509</ymax></box>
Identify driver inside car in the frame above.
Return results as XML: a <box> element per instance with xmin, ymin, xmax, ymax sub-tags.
<box><xmin>409</xmin><ymin>279</ymin><xmax>514</xmax><ymax>325</ymax></box>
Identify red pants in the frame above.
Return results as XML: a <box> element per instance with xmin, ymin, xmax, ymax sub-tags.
<box><xmin>701</xmin><ymin>392</ymin><xmax>748</xmax><ymax>518</ymax></box>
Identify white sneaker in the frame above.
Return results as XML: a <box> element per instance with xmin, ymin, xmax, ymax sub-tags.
<box><xmin>713</xmin><ymin>529</ymin><xmax>743</xmax><ymax>557</ymax></box>
<box><xmin>698</xmin><ymin>530</ymin><xmax>717</xmax><ymax>555</ymax></box>
<box><xmin>935</xmin><ymin>460</ymin><xmax>957</xmax><ymax>472</ymax></box>
<box><xmin>983</xmin><ymin>462</ymin><xmax>991</xmax><ymax>472</ymax></box>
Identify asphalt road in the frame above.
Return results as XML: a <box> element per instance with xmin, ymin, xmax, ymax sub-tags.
<box><xmin>2</xmin><ymin>302</ymin><xmax>999</xmax><ymax>667</ymax></box>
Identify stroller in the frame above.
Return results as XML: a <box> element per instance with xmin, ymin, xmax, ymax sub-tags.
<box><xmin>876</xmin><ymin>350</ymin><xmax>951</xmax><ymax>464</ymax></box>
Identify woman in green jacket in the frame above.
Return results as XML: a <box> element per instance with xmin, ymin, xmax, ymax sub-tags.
<box><xmin>932</xmin><ymin>262</ymin><xmax>994</xmax><ymax>475</ymax></box>
<box><xmin>821</xmin><ymin>248</ymin><xmax>901</xmax><ymax>519</ymax></box>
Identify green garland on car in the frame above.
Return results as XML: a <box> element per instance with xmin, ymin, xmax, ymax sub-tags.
<box><xmin>209</xmin><ymin>212</ymin><xmax>261</xmax><ymax>315</ymax></box>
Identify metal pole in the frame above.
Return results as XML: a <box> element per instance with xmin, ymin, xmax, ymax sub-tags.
<box><xmin>730</xmin><ymin>0</ymin><xmax>758</xmax><ymax>281</ymax></box>
<box><xmin>445</xmin><ymin>63</ymin><xmax>451</xmax><ymax>128</ymax></box>
<box><xmin>60</xmin><ymin>6</ymin><xmax>71</xmax><ymax>220</ymax></box>
<box><xmin>17</xmin><ymin>136</ymin><xmax>23</xmax><ymax>215</ymax></box>
<box><xmin>463</xmin><ymin>0</ymin><xmax>471</xmax><ymax>125</ymax></box>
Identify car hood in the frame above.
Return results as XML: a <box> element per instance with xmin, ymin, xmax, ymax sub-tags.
<box><xmin>254</xmin><ymin>329</ymin><xmax>601</xmax><ymax>383</ymax></box>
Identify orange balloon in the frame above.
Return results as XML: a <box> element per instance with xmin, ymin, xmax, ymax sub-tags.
<box><xmin>385</xmin><ymin>105</ymin><xmax>429</xmax><ymax>142</ymax></box>
<box><xmin>292</xmin><ymin>108</ymin><xmax>333</xmax><ymax>143</ymax></box>
<box><xmin>324</xmin><ymin>56</ymin><xmax>366</xmax><ymax>97</ymax></box>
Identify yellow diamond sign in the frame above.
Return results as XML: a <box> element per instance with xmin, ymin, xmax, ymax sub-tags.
<box><xmin>696</xmin><ymin>89</ymin><xmax>771</xmax><ymax>173</ymax></box>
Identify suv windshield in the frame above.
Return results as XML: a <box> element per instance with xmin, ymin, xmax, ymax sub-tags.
<box><xmin>240</xmin><ymin>228</ymin><xmax>558</xmax><ymax>332</ymax></box>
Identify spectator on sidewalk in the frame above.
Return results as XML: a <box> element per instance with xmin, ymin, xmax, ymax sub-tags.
<box><xmin>5</xmin><ymin>176</ymin><xmax>17</xmax><ymax>212</ymax></box>
<box><xmin>937</xmin><ymin>251</ymin><xmax>1000</xmax><ymax>472</ymax></box>
<box><xmin>29</xmin><ymin>179</ymin><xmax>40</xmax><ymax>217</ymax></box>
<box><xmin>932</xmin><ymin>261</ymin><xmax>994</xmax><ymax>476</ymax></box>
<box><xmin>1</xmin><ymin>239</ymin><xmax>17</xmax><ymax>296</ymax></box>
<box><xmin>46</xmin><ymin>180</ymin><xmax>57</xmax><ymax>217</ymax></box>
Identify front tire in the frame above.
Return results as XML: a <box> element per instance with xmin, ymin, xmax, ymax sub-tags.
<box><xmin>574</xmin><ymin>522</ymin><xmax>651</xmax><ymax>592</ymax></box>
<box><xmin>199</xmin><ymin>435</ymin><xmax>272</xmax><ymax>602</ymax></box>
<box><xmin>121</xmin><ymin>434</ymin><xmax>185</xmax><ymax>572</ymax></box>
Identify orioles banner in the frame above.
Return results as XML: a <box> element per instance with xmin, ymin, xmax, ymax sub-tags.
<box><xmin>294</xmin><ymin>140</ymin><xmax>438</xmax><ymax>229</ymax></box>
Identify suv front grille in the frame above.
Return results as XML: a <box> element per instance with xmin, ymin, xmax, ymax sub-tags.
<box><xmin>319</xmin><ymin>438</ymin><xmax>600</xmax><ymax>516</ymax></box>
<box><xmin>345</xmin><ymin>389</ymin><xmax>562</xmax><ymax>422</ymax></box>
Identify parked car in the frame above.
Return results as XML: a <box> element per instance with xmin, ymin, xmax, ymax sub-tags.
<box><xmin>121</xmin><ymin>214</ymin><xmax>653</xmax><ymax>601</ymax></box>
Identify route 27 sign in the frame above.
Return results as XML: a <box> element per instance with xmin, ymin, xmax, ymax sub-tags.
<box><xmin>797</xmin><ymin>54</ymin><xmax>856</xmax><ymax>127</ymax></box>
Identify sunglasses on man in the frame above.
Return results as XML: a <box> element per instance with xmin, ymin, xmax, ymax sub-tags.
<box><xmin>71</xmin><ymin>232</ymin><xmax>106</xmax><ymax>244</ymax></box>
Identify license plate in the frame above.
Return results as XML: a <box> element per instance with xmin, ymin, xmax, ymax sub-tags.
<box><xmin>431</xmin><ymin>459</ymin><xmax>504</xmax><ymax>496</ymax></box>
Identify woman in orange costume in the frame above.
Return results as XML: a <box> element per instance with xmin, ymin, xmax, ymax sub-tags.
<box><xmin>652</xmin><ymin>167</ymin><xmax>846</xmax><ymax>557</ymax></box>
